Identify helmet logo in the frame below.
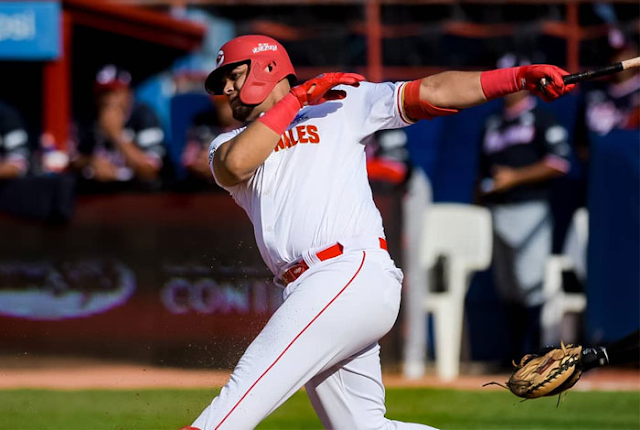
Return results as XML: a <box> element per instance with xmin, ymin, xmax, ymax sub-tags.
<box><xmin>216</xmin><ymin>50</ymin><xmax>225</xmax><ymax>67</ymax></box>
<box><xmin>252</xmin><ymin>43</ymin><xmax>278</xmax><ymax>54</ymax></box>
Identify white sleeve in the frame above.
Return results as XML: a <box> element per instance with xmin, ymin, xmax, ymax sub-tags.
<box><xmin>340</xmin><ymin>81</ymin><xmax>414</xmax><ymax>142</ymax></box>
<box><xmin>208</xmin><ymin>127</ymin><xmax>246</xmax><ymax>192</ymax></box>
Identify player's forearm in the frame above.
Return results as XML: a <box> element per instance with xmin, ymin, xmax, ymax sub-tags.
<box><xmin>115</xmin><ymin>139</ymin><xmax>160</xmax><ymax>180</ymax></box>
<box><xmin>0</xmin><ymin>161</ymin><xmax>24</xmax><ymax>179</ymax></box>
<box><xmin>512</xmin><ymin>160</ymin><xmax>566</xmax><ymax>186</ymax></box>
<box><xmin>215</xmin><ymin>93</ymin><xmax>302</xmax><ymax>186</ymax></box>
<box><xmin>214</xmin><ymin>121</ymin><xmax>282</xmax><ymax>186</ymax></box>
<box><xmin>419</xmin><ymin>71</ymin><xmax>487</xmax><ymax>109</ymax></box>
<box><xmin>419</xmin><ymin>65</ymin><xmax>575</xmax><ymax>111</ymax></box>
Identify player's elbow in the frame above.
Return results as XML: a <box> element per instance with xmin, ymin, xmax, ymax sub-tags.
<box><xmin>418</xmin><ymin>77</ymin><xmax>450</xmax><ymax>107</ymax></box>
<box><xmin>214</xmin><ymin>153</ymin><xmax>253</xmax><ymax>186</ymax></box>
<box><xmin>223</xmin><ymin>162</ymin><xmax>254</xmax><ymax>185</ymax></box>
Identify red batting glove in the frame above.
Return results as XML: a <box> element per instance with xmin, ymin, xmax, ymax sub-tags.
<box><xmin>516</xmin><ymin>65</ymin><xmax>576</xmax><ymax>102</ymax></box>
<box><xmin>290</xmin><ymin>72</ymin><xmax>365</xmax><ymax>107</ymax></box>
<box><xmin>258</xmin><ymin>72</ymin><xmax>365</xmax><ymax>136</ymax></box>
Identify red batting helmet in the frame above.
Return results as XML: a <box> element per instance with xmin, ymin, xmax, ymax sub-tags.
<box><xmin>204</xmin><ymin>35</ymin><xmax>297</xmax><ymax>105</ymax></box>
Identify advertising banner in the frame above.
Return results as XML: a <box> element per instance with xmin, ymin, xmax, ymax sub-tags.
<box><xmin>0</xmin><ymin>2</ymin><xmax>60</xmax><ymax>60</ymax></box>
<box><xmin>0</xmin><ymin>191</ymin><xmax>404</xmax><ymax>366</ymax></box>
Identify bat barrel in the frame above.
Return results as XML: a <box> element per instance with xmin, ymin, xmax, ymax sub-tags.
<box><xmin>563</xmin><ymin>62</ymin><xmax>624</xmax><ymax>84</ymax></box>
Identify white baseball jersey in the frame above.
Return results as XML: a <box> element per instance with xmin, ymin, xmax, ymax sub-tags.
<box><xmin>209</xmin><ymin>81</ymin><xmax>413</xmax><ymax>276</ymax></box>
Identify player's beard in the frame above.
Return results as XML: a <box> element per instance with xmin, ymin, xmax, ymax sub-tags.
<box><xmin>231</xmin><ymin>101</ymin><xmax>256</xmax><ymax>123</ymax></box>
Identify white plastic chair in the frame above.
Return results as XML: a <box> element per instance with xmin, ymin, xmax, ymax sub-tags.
<box><xmin>420</xmin><ymin>203</ymin><xmax>493</xmax><ymax>380</ymax></box>
<box><xmin>541</xmin><ymin>207</ymin><xmax>588</xmax><ymax>345</ymax></box>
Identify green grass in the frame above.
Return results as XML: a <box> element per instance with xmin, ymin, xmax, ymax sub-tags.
<box><xmin>0</xmin><ymin>388</ymin><xmax>638</xmax><ymax>430</ymax></box>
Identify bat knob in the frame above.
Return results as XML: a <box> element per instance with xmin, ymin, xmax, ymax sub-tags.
<box><xmin>537</xmin><ymin>77</ymin><xmax>550</xmax><ymax>95</ymax></box>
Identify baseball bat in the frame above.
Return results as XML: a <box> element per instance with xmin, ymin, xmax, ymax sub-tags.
<box><xmin>539</xmin><ymin>56</ymin><xmax>640</xmax><ymax>90</ymax></box>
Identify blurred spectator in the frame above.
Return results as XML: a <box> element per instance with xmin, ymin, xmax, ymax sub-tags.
<box><xmin>70</xmin><ymin>65</ymin><xmax>166</xmax><ymax>192</ymax></box>
<box><xmin>366</xmin><ymin>129</ymin><xmax>413</xmax><ymax>190</ymax></box>
<box><xmin>576</xmin><ymin>42</ymin><xmax>639</xmax><ymax>159</ymax></box>
<box><xmin>0</xmin><ymin>101</ymin><xmax>74</xmax><ymax>222</ymax></box>
<box><xmin>180</xmin><ymin>95</ymin><xmax>238</xmax><ymax>190</ymax></box>
<box><xmin>477</xmin><ymin>53</ymin><xmax>572</xmax><ymax>366</ymax></box>
<box><xmin>570</xmin><ymin>39</ymin><xmax>640</xmax><ymax>215</ymax></box>
<box><xmin>0</xmin><ymin>100</ymin><xmax>30</xmax><ymax>179</ymax></box>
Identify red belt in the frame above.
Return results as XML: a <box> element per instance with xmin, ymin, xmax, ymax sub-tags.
<box><xmin>280</xmin><ymin>238</ymin><xmax>388</xmax><ymax>285</ymax></box>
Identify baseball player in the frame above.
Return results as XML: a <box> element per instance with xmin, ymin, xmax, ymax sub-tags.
<box><xmin>180</xmin><ymin>35</ymin><xmax>575</xmax><ymax>430</ymax></box>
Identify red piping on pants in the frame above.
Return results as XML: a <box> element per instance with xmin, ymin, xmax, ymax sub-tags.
<box><xmin>214</xmin><ymin>251</ymin><xmax>367</xmax><ymax>429</ymax></box>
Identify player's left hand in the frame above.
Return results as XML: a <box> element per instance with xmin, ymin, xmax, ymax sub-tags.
<box><xmin>489</xmin><ymin>165</ymin><xmax>520</xmax><ymax>193</ymax></box>
<box><xmin>291</xmin><ymin>72</ymin><xmax>365</xmax><ymax>107</ymax></box>
<box><xmin>516</xmin><ymin>65</ymin><xmax>576</xmax><ymax>102</ymax></box>
<box><xmin>91</xmin><ymin>155</ymin><xmax>120</xmax><ymax>181</ymax></box>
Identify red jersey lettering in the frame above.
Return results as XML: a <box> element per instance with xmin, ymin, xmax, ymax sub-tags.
<box><xmin>287</xmin><ymin>129</ymin><xmax>298</xmax><ymax>146</ymax></box>
<box><xmin>274</xmin><ymin>125</ymin><xmax>321</xmax><ymax>152</ymax></box>
<box><xmin>297</xmin><ymin>126</ymin><xmax>308</xmax><ymax>143</ymax></box>
<box><xmin>307</xmin><ymin>125</ymin><xmax>320</xmax><ymax>143</ymax></box>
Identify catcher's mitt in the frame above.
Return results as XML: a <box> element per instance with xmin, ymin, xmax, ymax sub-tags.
<box><xmin>484</xmin><ymin>342</ymin><xmax>583</xmax><ymax>401</ymax></box>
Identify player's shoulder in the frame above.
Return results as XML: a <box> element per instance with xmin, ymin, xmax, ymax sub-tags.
<box><xmin>0</xmin><ymin>100</ymin><xmax>15</xmax><ymax>116</ymax></box>
<box><xmin>129</xmin><ymin>102</ymin><xmax>161</xmax><ymax>128</ymax></box>
<box><xmin>209</xmin><ymin>126</ymin><xmax>246</xmax><ymax>153</ymax></box>
<box><xmin>131</xmin><ymin>102</ymin><xmax>155</xmax><ymax>116</ymax></box>
<box><xmin>213</xmin><ymin>127</ymin><xmax>245</xmax><ymax>143</ymax></box>
<box><xmin>0</xmin><ymin>101</ymin><xmax>24</xmax><ymax>132</ymax></box>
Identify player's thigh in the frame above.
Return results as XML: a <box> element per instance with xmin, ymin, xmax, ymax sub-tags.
<box><xmin>306</xmin><ymin>343</ymin><xmax>387</xmax><ymax>430</ymax></box>
<box><xmin>287</xmin><ymin>249</ymin><xmax>403</xmax><ymax>359</ymax></box>
<box><xmin>256</xmin><ymin>250</ymin><xmax>404</xmax><ymax>382</ymax></box>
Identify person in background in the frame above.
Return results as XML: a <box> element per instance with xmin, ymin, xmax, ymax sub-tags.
<box><xmin>0</xmin><ymin>100</ymin><xmax>30</xmax><ymax>179</ymax></box>
<box><xmin>578</xmin><ymin>42</ymin><xmax>639</xmax><ymax>144</ymax></box>
<box><xmin>477</xmin><ymin>53</ymin><xmax>572</xmax><ymax>366</ymax></box>
<box><xmin>366</xmin><ymin>129</ymin><xmax>413</xmax><ymax>190</ymax></box>
<box><xmin>71</xmin><ymin>65</ymin><xmax>166</xmax><ymax>191</ymax></box>
<box><xmin>574</xmin><ymin>39</ymin><xmax>639</xmax><ymax>176</ymax></box>
<box><xmin>181</xmin><ymin>95</ymin><xmax>238</xmax><ymax>190</ymax></box>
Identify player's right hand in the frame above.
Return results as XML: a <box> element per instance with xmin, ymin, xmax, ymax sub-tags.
<box><xmin>291</xmin><ymin>72</ymin><xmax>365</xmax><ymax>107</ymax></box>
<box><xmin>516</xmin><ymin>65</ymin><xmax>576</xmax><ymax>102</ymax></box>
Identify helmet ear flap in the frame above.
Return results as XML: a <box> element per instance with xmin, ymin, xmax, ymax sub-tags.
<box><xmin>238</xmin><ymin>58</ymin><xmax>295</xmax><ymax>104</ymax></box>
<box><xmin>239</xmin><ymin>61</ymin><xmax>271</xmax><ymax>105</ymax></box>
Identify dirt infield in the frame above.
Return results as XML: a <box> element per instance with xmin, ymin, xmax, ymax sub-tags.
<box><xmin>0</xmin><ymin>356</ymin><xmax>637</xmax><ymax>391</ymax></box>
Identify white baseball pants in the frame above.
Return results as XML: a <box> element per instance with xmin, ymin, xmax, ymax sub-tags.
<box><xmin>191</xmin><ymin>248</ymin><xmax>437</xmax><ymax>430</ymax></box>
